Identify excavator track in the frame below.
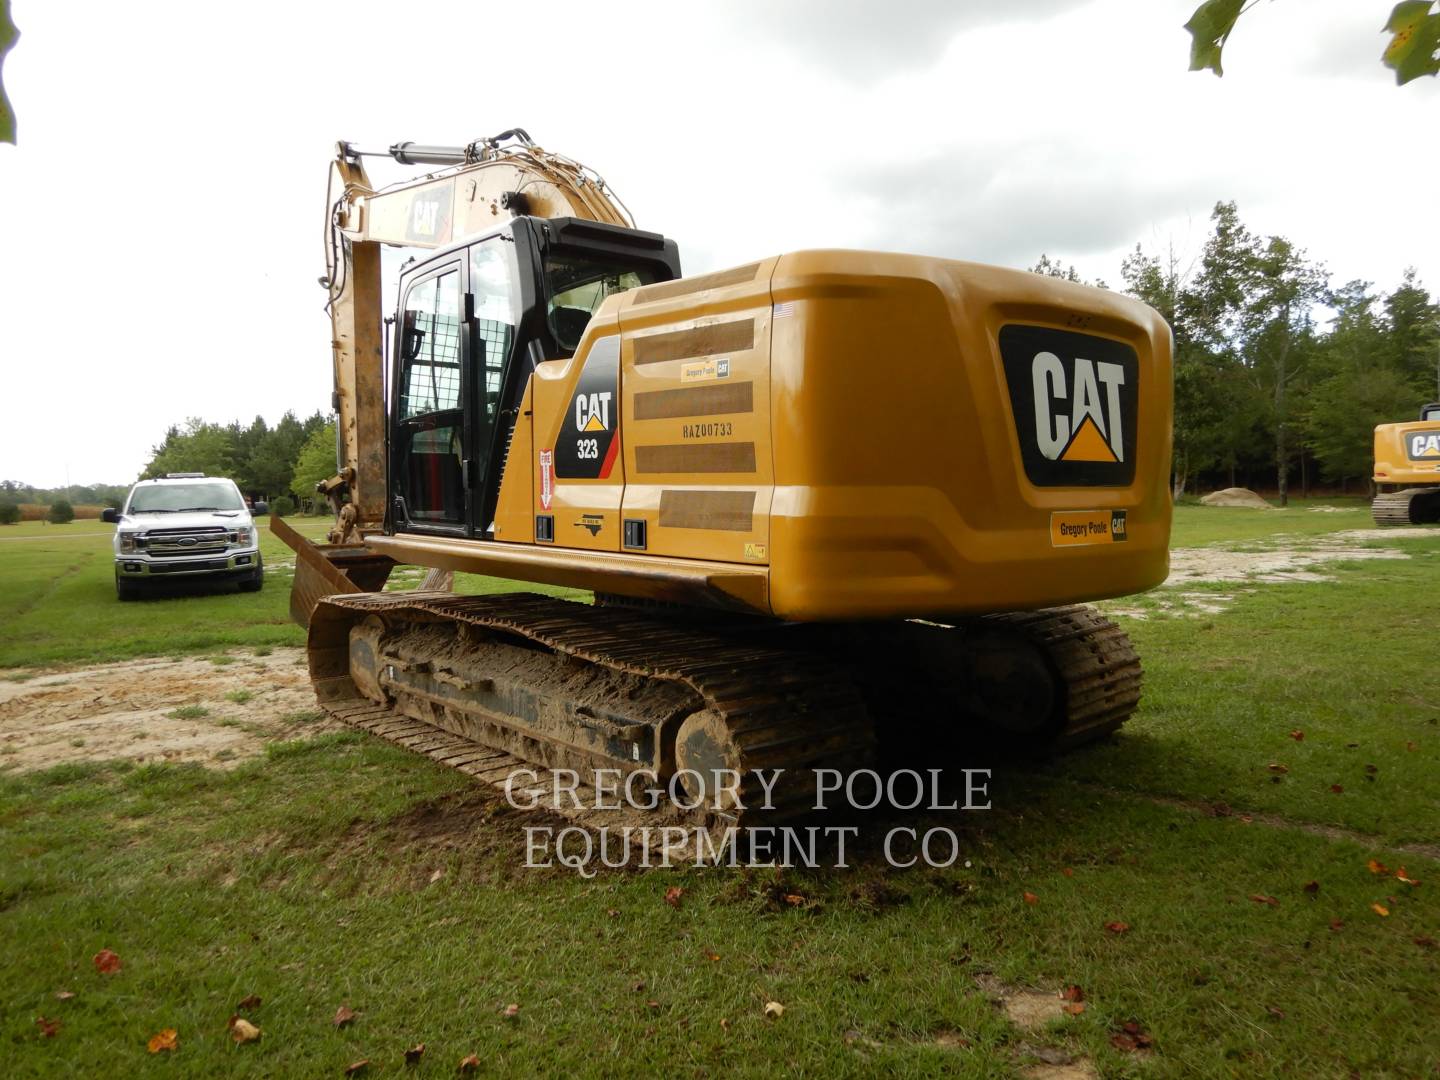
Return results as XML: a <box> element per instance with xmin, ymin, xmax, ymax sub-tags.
<box><xmin>976</xmin><ymin>605</ymin><xmax>1143</xmax><ymax>749</ymax></box>
<box><xmin>1372</xmin><ymin>488</ymin><xmax>1440</xmax><ymax>526</ymax></box>
<box><xmin>307</xmin><ymin>591</ymin><xmax>876</xmax><ymax>852</ymax></box>
<box><xmin>306</xmin><ymin>594</ymin><xmax>1139</xmax><ymax>853</ymax></box>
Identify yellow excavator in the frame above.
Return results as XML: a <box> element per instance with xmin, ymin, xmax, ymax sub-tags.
<box><xmin>1372</xmin><ymin>403</ymin><xmax>1440</xmax><ymax>525</ymax></box>
<box><xmin>274</xmin><ymin>129</ymin><xmax>1173</xmax><ymax>837</ymax></box>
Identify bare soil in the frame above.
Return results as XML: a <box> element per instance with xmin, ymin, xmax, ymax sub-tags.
<box><xmin>0</xmin><ymin>648</ymin><xmax>338</xmax><ymax>773</ymax></box>
<box><xmin>1104</xmin><ymin>526</ymin><xmax>1440</xmax><ymax>618</ymax></box>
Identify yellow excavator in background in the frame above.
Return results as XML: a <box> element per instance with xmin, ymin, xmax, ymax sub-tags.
<box><xmin>1372</xmin><ymin>403</ymin><xmax>1440</xmax><ymax>524</ymax></box>
<box><xmin>273</xmin><ymin>128</ymin><xmax>1173</xmax><ymax>838</ymax></box>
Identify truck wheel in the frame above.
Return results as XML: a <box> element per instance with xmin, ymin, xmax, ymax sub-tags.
<box><xmin>116</xmin><ymin>575</ymin><xmax>142</xmax><ymax>602</ymax></box>
<box><xmin>238</xmin><ymin>558</ymin><xmax>264</xmax><ymax>593</ymax></box>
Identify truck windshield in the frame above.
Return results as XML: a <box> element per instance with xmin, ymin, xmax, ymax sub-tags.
<box><xmin>128</xmin><ymin>483</ymin><xmax>244</xmax><ymax>513</ymax></box>
<box><xmin>545</xmin><ymin>255</ymin><xmax>663</xmax><ymax>356</ymax></box>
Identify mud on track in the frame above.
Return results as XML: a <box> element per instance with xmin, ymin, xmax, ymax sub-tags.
<box><xmin>0</xmin><ymin>648</ymin><xmax>339</xmax><ymax>773</ymax></box>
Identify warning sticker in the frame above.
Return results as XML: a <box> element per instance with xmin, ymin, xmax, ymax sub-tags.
<box><xmin>1050</xmin><ymin>509</ymin><xmax>1128</xmax><ymax>547</ymax></box>
<box><xmin>539</xmin><ymin>449</ymin><xmax>554</xmax><ymax>510</ymax></box>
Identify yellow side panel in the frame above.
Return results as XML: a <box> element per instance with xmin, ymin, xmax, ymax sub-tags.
<box><xmin>619</xmin><ymin>258</ymin><xmax>778</xmax><ymax>564</ymax></box>
<box><xmin>492</xmin><ymin>378</ymin><xmax>534</xmax><ymax>543</ymax></box>
<box><xmin>1374</xmin><ymin>419</ymin><xmax>1440</xmax><ymax>485</ymax></box>
<box><xmin>531</xmin><ymin>314</ymin><xmax>624</xmax><ymax>552</ymax></box>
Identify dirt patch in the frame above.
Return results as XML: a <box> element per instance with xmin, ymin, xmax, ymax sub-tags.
<box><xmin>1103</xmin><ymin>525</ymin><xmax>1440</xmax><ymax>619</ymax></box>
<box><xmin>0</xmin><ymin>648</ymin><xmax>337</xmax><ymax>772</ymax></box>
<box><xmin>975</xmin><ymin>974</ymin><xmax>1067</xmax><ymax>1029</ymax></box>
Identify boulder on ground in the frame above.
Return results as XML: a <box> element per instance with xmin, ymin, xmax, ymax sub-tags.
<box><xmin>1199</xmin><ymin>487</ymin><xmax>1273</xmax><ymax>509</ymax></box>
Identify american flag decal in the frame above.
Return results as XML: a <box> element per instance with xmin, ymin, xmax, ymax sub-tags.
<box><xmin>773</xmin><ymin>302</ymin><xmax>795</xmax><ymax>319</ymax></box>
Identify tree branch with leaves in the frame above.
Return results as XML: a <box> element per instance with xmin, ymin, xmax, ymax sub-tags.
<box><xmin>1186</xmin><ymin>0</ymin><xmax>1440</xmax><ymax>84</ymax></box>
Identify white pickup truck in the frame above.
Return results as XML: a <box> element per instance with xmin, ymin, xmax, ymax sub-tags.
<box><xmin>102</xmin><ymin>474</ymin><xmax>267</xmax><ymax>601</ymax></box>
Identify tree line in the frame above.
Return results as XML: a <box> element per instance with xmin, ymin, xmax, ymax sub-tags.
<box><xmin>0</xmin><ymin>413</ymin><xmax>340</xmax><ymax>522</ymax></box>
<box><xmin>1036</xmin><ymin>201</ymin><xmax>1439</xmax><ymax>502</ymax></box>
<box><xmin>140</xmin><ymin>413</ymin><xmax>340</xmax><ymax>512</ymax></box>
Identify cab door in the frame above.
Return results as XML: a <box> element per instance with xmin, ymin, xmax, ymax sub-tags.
<box><xmin>392</xmin><ymin>259</ymin><xmax>468</xmax><ymax>534</ymax></box>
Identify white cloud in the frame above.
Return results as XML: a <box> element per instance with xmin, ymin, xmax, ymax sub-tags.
<box><xmin>0</xmin><ymin>0</ymin><xmax>1436</xmax><ymax>487</ymax></box>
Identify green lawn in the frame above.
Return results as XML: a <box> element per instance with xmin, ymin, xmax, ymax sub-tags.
<box><xmin>0</xmin><ymin>519</ymin><xmax>585</xmax><ymax>669</ymax></box>
<box><xmin>1</xmin><ymin>507</ymin><xmax>1437</xmax><ymax>1076</ymax></box>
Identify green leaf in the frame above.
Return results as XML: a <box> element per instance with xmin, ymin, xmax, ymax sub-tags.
<box><xmin>0</xmin><ymin>0</ymin><xmax>17</xmax><ymax>144</ymax></box>
<box><xmin>1382</xmin><ymin>1</ymin><xmax>1440</xmax><ymax>85</ymax></box>
<box><xmin>1185</xmin><ymin>0</ymin><xmax>1246</xmax><ymax>76</ymax></box>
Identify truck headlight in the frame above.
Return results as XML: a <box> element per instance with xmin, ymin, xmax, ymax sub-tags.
<box><xmin>233</xmin><ymin>526</ymin><xmax>256</xmax><ymax>547</ymax></box>
<box><xmin>119</xmin><ymin>532</ymin><xmax>138</xmax><ymax>553</ymax></box>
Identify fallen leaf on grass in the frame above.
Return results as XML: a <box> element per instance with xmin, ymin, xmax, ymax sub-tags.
<box><xmin>1396</xmin><ymin>867</ymin><xmax>1421</xmax><ymax>886</ymax></box>
<box><xmin>1023</xmin><ymin>891</ymin><xmax>1039</xmax><ymax>905</ymax></box>
<box><xmin>1062</xmin><ymin>1003</ymin><xmax>1086</xmax><ymax>1016</ymax></box>
<box><xmin>344</xmin><ymin>1060</ymin><xmax>369</xmax><ymax>1076</ymax></box>
<box><xmin>1288</xmin><ymin>730</ymin><xmax>1304</xmax><ymax>741</ymax></box>
<box><xmin>720</xmin><ymin>1018</ymin><xmax>731</xmax><ymax>1031</ymax></box>
<box><xmin>1250</xmin><ymin>894</ymin><xmax>1279</xmax><ymax>907</ymax></box>
<box><xmin>1330</xmin><ymin>785</ymin><xmax>1344</xmax><ymax>794</ymax></box>
<box><xmin>333</xmin><ymin>1005</ymin><xmax>357</xmax><ymax>1028</ymax></box>
<box><xmin>664</xmin><ymin>886</ymin><xmax>684</xmax><ymax>908</ymax></box>
<box><xmin>704</xmin><ymin>951</ymin><xmax>721</xmax><ymax>962</ymax></box>
<box><xmin>1267</xmin><ymin>762</ymin><xmax>1289</xmax><ymax>774</ymax></box>
<box><xmin>1266</xmin><ymin>1006</ymin><xmax>1285</xmax><ymax>1020</ymax></box>
<box><xmin>1368</xmin><ymin>859</ymin><xmax>1389</xmax><ymax>875</ymax></box>
<box><xmin>1110</xmin><ymin>1021</ymin><xmax>1153</xmax><ymax>1052</ymax></box>
<box><xmin>1405</xmin><ymin>741</ymin><xmax>1417</xmax><ymax>752</ymax></box>
<box><xmin>54</xmin><ymin>991</ymin><xmax>75</xmax><ymax>1001</ymax></box>
<box><xmin>764</xmin><ymin>1001</ymin><xmax>785</xmax><ymax>1019</ymax></box>
<box><xmin>1329</xmin><ymin>919</ymin><xmax>1344</xmax><ymax>932</ymax></box>
<box><xmin>458</xmin><ymin>1053</ymin><xmax>480</xmax><ymax>1071</ymax></box>
<box><xmin>501</xmin><ymin>1003</ymin><xmax>520</xmax><ymax>1019</ymax></box>
<box><xmin>404</xmin><ymin>1043</ymin><xmax>425</xmax><ymax>1064</ymax></box>
<box><xmin>1414</xmin><ymin>936</ymin><xmax>1437</xmax><ymax>951</ymax></box>
<box><xmin>783</xmin><ymin>894</ymin><xmax>807</xmax><ymax>907</ymax></box>
<box><xmin>1061</xmin><ymin>867</ymin><xmax>1075</xmax><ymax>878</ymax></box>
<box><xmin>147</xmin><ymin>1028</ymin><xmax>178</xmax><ymax>1054</ymax></box>
<box><xmin>36</xmin><ymin>1016</ymin><xmax>60</xmax><ymax>1038</ymax></box>
<box><xmin>1364</xmin><ymin>764</ymin><xmax>1378</xmax><ymax>775</ymax></box>
<box><xmin>93</xmin><ymin>949</ymin><xmax>121</xmax><ymax>975</ymax></box>
<box><xmin>1303</xmin><ymin>881</ymin><xmax>1320</xmax><ymax>896</ymax></box>
<box><xmin>1372</xmin><ymin>903</ymin><xmax>1390</xmax><ymax>917</ymax></box>
<box><xmin>1059</xmin><ymin>985</ymin><xmax>1084</xmax><ymax>1002</ymax></box>
<box><xmin>1104</xmin><ymin>921</ymin><xmax>1131</xmax><ymax>934</ymax></box>
<box><xmin>229</xmin><ymin>1017</ymin><xmax>261</xmax><ymax>1044</ymax></box>
<box><xmin>236</xmin><ymin>994</ymin><xmax>261</xmax><ymax>1011</ymax></box>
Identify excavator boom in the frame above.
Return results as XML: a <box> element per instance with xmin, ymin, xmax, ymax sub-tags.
<box><xmin>320</xmin><ymin>129</ymin><xmax>633</xmax><ymax>542</ymax></box>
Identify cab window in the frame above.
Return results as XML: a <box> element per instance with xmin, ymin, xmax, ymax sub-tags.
<box><xmin>545</xmin><ymin>255</ymin><xmax>660</xmax><ymax>356</ymax></box>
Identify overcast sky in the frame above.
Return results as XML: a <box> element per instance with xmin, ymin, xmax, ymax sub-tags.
<box><xmin>1</xmin><ymin>0</ymin><xmax>1436</xmax><ymax>488</ymax></box>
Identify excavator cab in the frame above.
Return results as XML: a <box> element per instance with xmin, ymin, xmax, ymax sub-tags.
<box><xmin>388</xmin><ymin>216</ymin><xmax>680</xmax><ymax>541</ymax></box>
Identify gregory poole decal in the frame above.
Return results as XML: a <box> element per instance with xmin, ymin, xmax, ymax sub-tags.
<box><xmin>1050</xmin><ymin>509</ymin><xmax>1128</xmax><ymax>547</ymax></box>
<box><xmin>1000</xmin><ymin>325</ymin><xmax>1139</xmax><ymax>487</ymax></box>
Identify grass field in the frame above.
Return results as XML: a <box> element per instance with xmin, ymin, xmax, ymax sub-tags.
<box><xmin>1</xmin><ymin>503</ymin><xmax>1437</xmax><ymax>1076</ymax></box>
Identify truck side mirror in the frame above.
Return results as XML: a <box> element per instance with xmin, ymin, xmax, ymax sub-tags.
<box><xmin>101</xmin><ymin>508</ymin><xmax>119</xmax><ymax>524</ymax></box>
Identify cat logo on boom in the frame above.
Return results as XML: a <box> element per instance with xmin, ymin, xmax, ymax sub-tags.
<box><xmin>1000</xmin><ymin>324</ymin><xmax>1140</xmax><ymax>488</ymax></box>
